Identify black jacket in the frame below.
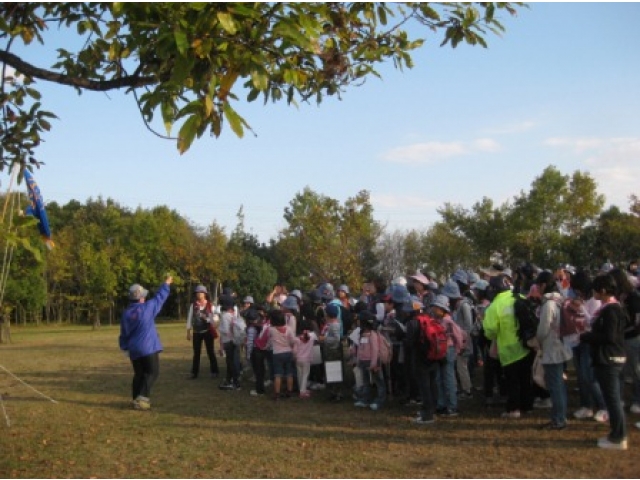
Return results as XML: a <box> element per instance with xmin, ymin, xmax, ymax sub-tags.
<box><xmin>580</xmin><ymin>303</ymin><xmax>627</xmax><ymax>367</ymax></box>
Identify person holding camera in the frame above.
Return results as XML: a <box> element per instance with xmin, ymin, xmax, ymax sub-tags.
<box><xmin>186</xmin><ymin>285</ymin><xmax>219</xmax><ymax>379</ymax></box>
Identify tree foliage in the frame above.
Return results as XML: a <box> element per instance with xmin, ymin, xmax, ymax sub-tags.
<box><xmin>0</xmin><ymin>2</ymin><xmax>523</xmax><ymax>168</ymax></box>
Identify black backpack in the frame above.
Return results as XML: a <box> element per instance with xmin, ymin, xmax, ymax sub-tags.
<box><xmin>513</xmin><ymin>292</ymin><xmax>539</xmax><ymax>349</ymax></box>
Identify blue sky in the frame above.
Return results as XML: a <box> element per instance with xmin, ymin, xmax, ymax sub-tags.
<box><xmin>6</xmin><ymin>3</ymin><xmax>640</xmax><ymax>243</ymax></box>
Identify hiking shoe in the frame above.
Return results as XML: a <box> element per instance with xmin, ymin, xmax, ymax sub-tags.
<box><xmin>414</xmin><ymin>416</ymin><xmax>436</xmax><ymax>425</ymax></box>
<box><xmin>501</xmin><ymin>410</ymin><xmax>521</xmax><ymax>419</ymax></box>
<box><xmin>369</xmin><ymin>403</ymin><xmax>382</xmax><ymax>411</ymax></box>
<box><xmin>574</xmin><ymin>407</ymin><xmax>594</xmax><ymax>420</ymax></box>
<box><xmin>597</xmin><ymin>437</ymin><xmax>628</xmax><ymax>450</ymax></box>
<box><xmin>354</xmin><ymin>401</ymin><xmax>369</xmax><ymax>408</ymax></box>
<box><xmin>133</xmin><ymin>396</ymin><xmax>151</xmax><ymax>411</ymax></box>
<box><xmin>594</xmin><ymin>410</ymin><xmax>609</xmax><ymax>423</ymax></box>
<box><xmin>250</xmin><ymin>390</ymin><xmax>264</xmax><ymax>397</ymax></box>
<box><xmin>630</xmin><ymin>403</ymin><xmax>640</xmax><ymax>414</ymax></box>
<box><xmin>534</xmin><ymin>398</ymin><xmax>552</xmax><ymax>409</ymax></box>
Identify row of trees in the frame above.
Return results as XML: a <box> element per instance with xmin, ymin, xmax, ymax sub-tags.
<box><xmin>1</xmin><ymin>164</ymin><xmax>639</xmax><ymax>327</ymax></box>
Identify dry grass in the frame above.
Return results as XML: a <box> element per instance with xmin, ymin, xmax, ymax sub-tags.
<box><xmin>0</xmin><ymin>323</ymin><xmax>639</xmax><ymax>478</ymax></box>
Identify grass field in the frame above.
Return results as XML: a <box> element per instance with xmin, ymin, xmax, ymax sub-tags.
<box><xmin>0</xmin><ymin>323</ymin><xmax>638</xmax><ymax>478</ymax></box>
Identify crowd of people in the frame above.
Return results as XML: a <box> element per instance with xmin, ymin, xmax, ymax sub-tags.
<box><xmin>120</xmin><ymin>260</ymin><xmax>640</xmax><ymax>452</ymax></box>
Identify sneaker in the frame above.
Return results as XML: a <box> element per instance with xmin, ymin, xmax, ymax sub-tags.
<box><xmin>219</xmin><ymin>382</ymin><xmax>234</xmax><ymax>390</ymax></box>
<box><xmin>597</xmin><ymin>437</ymin><xmax>628</xmax><ymax>450</ymax></box>
<box><xmin>250</xmin><ymin>390</ymin><xmax>264</xmax><ymax>396</ymax></box>
<box><xmin>534</xmin><ymin>398</ymin><xmax>552</xmax><ymax>409</ymax></box>
<box><xmin>402</xmin><ymin>398</ymin><xmax>420</xmax><ymax>406</ymax></box>
<box><xmin>299</xmin><ymin>391</ymin><xmax>311</xmax><ymax>399</ymax></box>
<box><xmin>435</xmin><ymin>407</ymin><xmax>447</xmax><ymax>415</ymax></box>
<box><xmin>540</xmin><ymin>421</ymin><xmax>567</xmax><ymax>430</ymax></box>
<box><xmin>369</xmin><ymin>403</ymin><xmax>381</xmax><ymax>411</ymax></box>
<box><xmin>233</xmin><ymin>383</ymin><xmax>242</xmax><ymax>390</ymax></box>
<box><xmin>414</xmin><ymin>416</ymin><xmax>436</xmax><ymax>425</ymax></box>
<box><xmin>573</xmin><ymin>407</ymin><xmax>594</xmax><ymax>420</ymax></box>
<box><xmin>264</xmin><ymin>380</ymin><xmax>273</xmax><ymax>387</ymax></box>
<box><xmin>310</xmin><ymin>383</ymin><xmax>326</xmax><ymax>391</ymax></box>
<box><xmin>457</xmin><ymin>391</ymin><xmax>473</xmax><ymax>400</ymax></box>
<box><xmin>594</xmin><ymin>410</ymin><xmax>609</xmax><ymax>423</ymax></box>
<box><xmin>210</xmin><ymin>372</ymin><xmax>219</xmax><ymax>379</ymax></box>
<box><xmin>354</xmin><ymin>401</ymin><xmax>369</xmax><ymax>408</ymax></box>
<box><xmin>440</xmin><ymin>408</ymin><xmax>459</xmax><ymax>417</ymax></box>
<box><xmin>630</xmin><ymin>403</ymin><xmax>640</xmax><ymax>414</ymax></box>
<box><xmin>501</xmin><ymin>410</ymin><xmax>521</xmax><ymax>419</ymax></box>
<box><xmin>133</xmin><ymin>396</ymin><xmax>151</xmax><ymax>411</ymax></box>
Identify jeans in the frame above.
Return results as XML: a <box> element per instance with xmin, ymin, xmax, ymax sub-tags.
<box><xmin>357</xmin><ymin>360</ymin><xmax>386</xmax><ymax>406</ymax></box>
<box><xmin>543</xmin><ymin>362</ymin><xmax>567</xmax><ymax>426</ymax></box>
<box><xmin>223</xmin><ymin>341</ymin><xmax>239</xmax><ymax>384</ymax></box>
<box><xmin>595</xmin><ymin>364</ymin><xmax>627</xmax><ymax>443</ymax></box>
<box><xmin>416</xmin><ymin>360</ymin><xmax>438</xmax><ymax>420</ymax></box>
<box><xmin>251</xmin><ymin>348</ymin><xmax>267</xmax><ymax>394</ymax></box>
<box><xmin>503</xmin><ymin>351</ymin><xmax>535</xmax><ymax>413</ymax></box>
<box><xmin>191</xmin><ymin>330</ymin><xmax>218</xmax><ymax>376</ymax></box>
<box><xmin>131</xmin><ymin>352</ymin><xmax>159</xmax><ymax>400</ymax></box>
<box><xmin>622</xmin><ymin>336</ymin><xmax>640</xmax><ymax>405</ymax></box>
<box><xmin>573</xmin><ymin>343</ymin><xmax>605</xmax><ymax>410</ymax></box>
<box><xmin>436</xmin><ymin>346</ymin><xmax>457</xmax><ymax>410</ymax></box>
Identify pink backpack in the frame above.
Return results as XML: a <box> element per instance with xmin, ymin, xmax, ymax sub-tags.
<box><xmin>254</xmin><ymin>322</ymin><xmax>270</xmax><ymax>350</ymax></box>
<box><xmin>375</xmin><ymin>331</ymin><xmax>392</xmax><ymax>365</ymax></box>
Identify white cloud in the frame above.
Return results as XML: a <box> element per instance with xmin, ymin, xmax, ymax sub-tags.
<box><xmin>473</xmin><ymin>138</ymin><xmax>502</xmax><ymax>153</ymax></box>
<box><xmin>380</xmin><ymin>138</ymin><xmax>502</xmax><ymax>165</ymax></box>
<box><xmin>380</xmin><ymin>141</ymin><xmax>467</xmax><ymax>164</ymax></box>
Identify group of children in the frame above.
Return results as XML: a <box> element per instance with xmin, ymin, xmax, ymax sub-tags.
<box><xmin>184</xmin><ymin>261</ymin><xmax>640</xmax><ymax>450</ymax></box>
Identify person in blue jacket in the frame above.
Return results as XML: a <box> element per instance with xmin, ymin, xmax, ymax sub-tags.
<box><xmin>119</xmin><ymin>275</ymin><xmax>173</xmax><ymax>410</ymax></box>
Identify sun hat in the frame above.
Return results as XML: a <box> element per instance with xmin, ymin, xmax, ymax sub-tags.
<box><xmin>410</xmin><ymin>273</ymin><xmax>430</xmax><ymax>286</ymax></box>
<box><xmin>430</xmin><ymin>294</ymin><xmax>450</xmax><ymax>313</ymax></box>
<box><xmin>337</xmin><ymin>284</ymin><xmax>350</xmax><ymax>295</ymax></box>
<box><xmin>390</xmin><ymin>284</ymin><xmax>410</xmax><ymax>303</ymax></box>
<box><xmin>290</xmin><ymin>289</ymin><xmax>303</xmax><ymax>301</ymax></box>
<box><xmin>402</xmin><ymin>295</ymin><xmax>423</xmax><ymax>313</ymax></box>
<box><xmin>473</xmin><ymin>279</ymin><xmax>489</xmax><ymax>291</ymax></box>
<box><xmin>129</xmin><ymin>284</ymin><xmax>148</xmax><ymax>300</ymax></box>
<box><xmin>451</xmin><ymin>268</ymin><xmax>469</xmax><ymax>285</ymax></box>
<box><xmin>281</xmin><ymin>295</ymin><xmax>299</xmax><ymax>311</ymax></box>
<box><xmin>441</xmin><ymin>280</ymin><xmax>462</xmax><ymax>300</ymax></box>
<box><xmin>317</xmin><ymin>282</ymin><xmax>335</xmax><ymax>301</ymax></box>
<box><xmin>243</xmin><ymin>295</ymin><xmax>254</xmax><ymax>304</ymax></box>
<box><xmin>194</xmin><ymin>285</ymin><xmax>208</xmax><ymax>294</ymax></box>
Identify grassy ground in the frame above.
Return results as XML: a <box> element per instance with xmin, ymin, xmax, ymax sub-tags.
<box><xmin>0</xmin><ymin>323</ymin><xmax>638</xmax><ymax>478</ymax></box>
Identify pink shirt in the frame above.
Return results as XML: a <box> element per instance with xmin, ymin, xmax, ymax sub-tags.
<box><xmin>269</xmin><ymin>325</ymin><xmax>296</xmax><ymax>354</ymax></box>
<box><xmin>293</xmin><ymin>332</ymin><xmax>318</xmax><ymax>363</ymax></box>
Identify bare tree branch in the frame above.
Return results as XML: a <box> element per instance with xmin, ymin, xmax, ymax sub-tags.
<box><xmin>0</xmin><ymin>50</ymin><xmax>155</xmax><ymax>91</ymax></box>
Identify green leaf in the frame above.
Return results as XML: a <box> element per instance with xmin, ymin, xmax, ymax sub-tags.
<box><xmin>177</xmin><ymin>115</ymin><xmax>200</xmax><ymax>154</ymax></box>
<box><xmin>217</xmin><ymin>12</ymin><xmax>237</xmax><ymax>34</ymax></box>
<box><xmin>161</xmin><ymin>101</ymin><xmax>174</xmax><ymax>136</ymax></box>
<box><xmin>223</xmin><ymin>103</ymin><xmax>244</xmax><ymax>138</ymax></box>
<box><xmin>250</xmin><ymin>70</ymin><xmax>268</xmax><ymax>91</ymax></box>
<box><xmin>174</xmin><ymin>29</ymin><xmax>188</xmax><ymax>56</ymax></box>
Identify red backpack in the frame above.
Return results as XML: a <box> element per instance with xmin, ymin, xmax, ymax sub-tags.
<box><xmin>417</xmin><ymin>314</ymin><xmax>448</xmax><ymax>362</ymax></box>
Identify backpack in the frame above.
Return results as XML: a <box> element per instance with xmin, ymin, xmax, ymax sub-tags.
<box><xmin>254</xmin><ymin>323</ymin><xmax>270</xmax><ymax>350</ymax></box>
<box><xmin>559</xmin><ymin>299</ymin><xmax>586</xmax><ymax>337</ymax></box>
<box><xmin>513</xmin><ymin>293</ymin><xmax>539</xmax><ymax>349</ymax></box>
<box><xmin>417</xmin><ymin>314</ymin><xmax>448</xmax><ymax>362</ymax></box>
<box><xmin>374</xmin><ymin>331</ymin><xmax>392</xmax><ymax>365</ymax></box>
<box><xmin>231</xmin><ymin>315</ymin><xmax>247</xmax><ymax>346</ymax></box>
